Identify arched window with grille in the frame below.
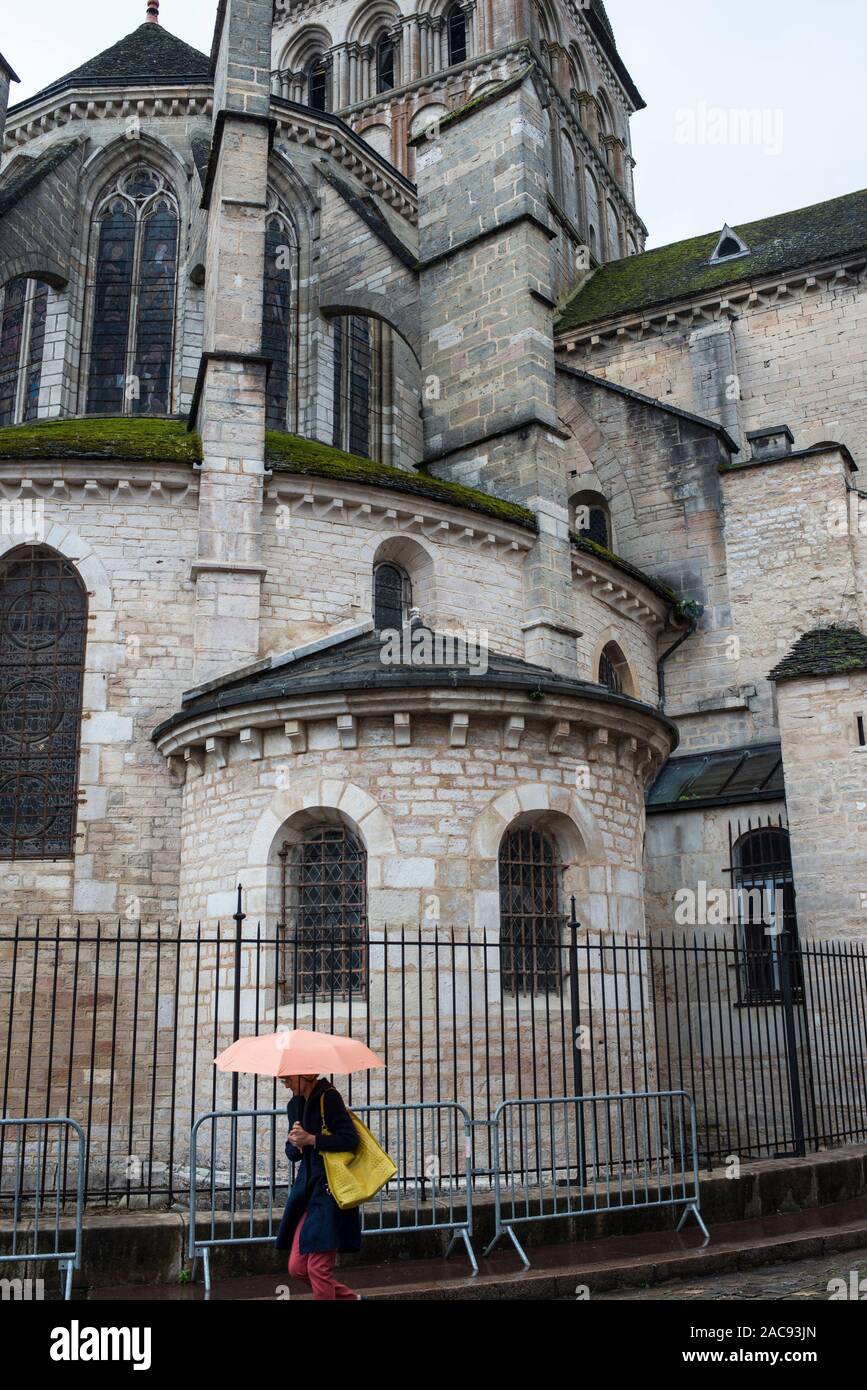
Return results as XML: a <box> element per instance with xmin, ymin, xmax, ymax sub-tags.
<box><xmin>598</xmin><ymin>641</ymin><xmax>633</xmax><ymax>696</ymax></box>
<box><xmin>0</xmin><ymin>546</ymin><xmax>87</xmax><ymax>860</ymax></box>
<box><xmin>278</xmin><ymin>825</ymin><xmax>368</xmax><ymax>1000</ymax></box>
<box><xmin>0</xmin><ymin>278</ymin><xmax>49</xmax><ymax>426</ymax></box>
<box><xmin>373</xmin><ymin>562</ymin><xmax>411</xmax><ymax>631</ymax></box>
<box><xmin>86</xmin><ymin>165</ymin><xmax>179</xmax><ymax>416</ymax></box>
<box><xmin>498</xmin><ymin>825</ymin><xmax>563</xmax><ymax>995</ymax></box>
<box><xmin>376</xmin><ymin>34</ymin><xmax>395</xmax><ymax>92</ymax></box>
<box><xmin>262</xmin><ymin>204</ymin><xmax>298</xmax><ymax>431</ymax></box>
<box><xmin>447</xmin><ymin>4</ymin><xmax>467</xmax><ymax>66</ymax></box>
<box><xmin>307</xmin><ymin>57</ymin><xmax>328</xmax><ymax>111</ymax></box>
<box><xmin>729</xmin><ymin>819</ymin><xmax>800</xmax><ymax>1004</ymax></box>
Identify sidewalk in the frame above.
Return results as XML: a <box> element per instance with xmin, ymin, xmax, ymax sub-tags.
<box><xmin>90</xmin><ymin>1195</ymin><xmax>867</xmax><ymax>1301</ymax></box>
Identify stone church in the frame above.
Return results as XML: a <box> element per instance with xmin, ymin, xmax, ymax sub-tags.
<box><xmin>0</xmin><ymin>0</ymin><xmax>865</xmax><ymax>1076</ymax></box>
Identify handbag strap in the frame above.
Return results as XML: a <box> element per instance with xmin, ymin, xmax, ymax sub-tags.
<box><xmin>319</xmin><ymin>1085</ymin><xmax>340</xmax><ymax>1136</ymax></box>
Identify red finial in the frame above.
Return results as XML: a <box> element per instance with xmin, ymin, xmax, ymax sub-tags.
<box><xmin>146</xmin><ymin>0</ymin><xmax>160</xmax><ymax>22</ymax></box>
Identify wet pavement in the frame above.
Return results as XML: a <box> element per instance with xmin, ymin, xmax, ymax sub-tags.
<box><xmin>84</xmin><ymin>1195</ymin><xmax>867</xmax><ymax>1301</ymax></box>
<box><xmin>600</xmin><ymin>1247</ymin><xmax>867</xmax><ymax>1300</ymax></box>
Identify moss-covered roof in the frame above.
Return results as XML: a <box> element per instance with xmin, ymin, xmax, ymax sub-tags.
<box><xmin>769</xmin><ymin>626</ymin><xmax>867</xmax><ymax>683</ymax></box>
<box><xmin>13</xmin><ymin>22</ymin><xmax>210</xmax><ymax>110</ymax></box>
<box><xmin>0</xmin><ymin>138</ymin><xmax>85</xmax><ymax>220</ymax></box>
<box><xmin>570</xmin><ymin>532</ymin><xmax>700</xmax><ymax>624</ymax></box>
<box><xmin>0</xmin><ymin>416</ymin><xmax>202</xmax><ymax>463</ymax></box>
<box><xmin>264</xmin><ymin>432</ymin><xmax>537</xmax><ymax>530</ymax></box>
<box><xmin>557</xmin><ymin>189</ymin><xmax>867</xmax><ymax>334</ymax></box>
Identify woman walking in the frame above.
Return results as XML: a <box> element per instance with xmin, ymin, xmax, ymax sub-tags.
<box><xmin>275</xmin><ymin>1073</ymin><xmax>363</xmax><ymax>1301</ymax></box>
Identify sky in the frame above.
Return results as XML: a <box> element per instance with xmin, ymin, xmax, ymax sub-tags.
<box><xmin>3</xmin><ymin>0</ymin><xmax>866</xmax><ymax>248</ymax></box>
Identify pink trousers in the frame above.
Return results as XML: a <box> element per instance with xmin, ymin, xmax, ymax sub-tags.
<box><xmin>288</xmin><ymin>1213</ymin><xmax>359</xmax><ymax>1301</ymax></box>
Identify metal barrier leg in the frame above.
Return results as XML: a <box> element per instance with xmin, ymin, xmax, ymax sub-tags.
<box><xmin>676</xmin><ymin>1203</ymin><xmax>710</xmax><ymax>1246</ymax></box>
<box><xmin>483</xmin><ymin>1224</ymin><xmax>530</xmax><ymax>1269</ymax></box>
<box><xmin>445</xmin><ymin>1230</ymin><xmax>479</xmax><ymax>1276</ymax></box>
<box><xmin>202</xmin><ymin>1247</ymin><xmax>212</xmax><ymax>1298</ymax></box>
<box><xmin>62</xmin><ymin>1259</ymin><xmax>74</xmax><ymax>1302</ymax></box>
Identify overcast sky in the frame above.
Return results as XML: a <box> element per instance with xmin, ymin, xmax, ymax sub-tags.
<box><xmin>4</xmin><ymin>0</ymin><xmax>865</xmax><ymax>248</ymax></box>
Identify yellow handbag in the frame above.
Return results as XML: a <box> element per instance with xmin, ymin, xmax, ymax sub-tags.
<box><xmin>319</xmin><ymin>1090</ymin><xmax>397</xmax><ymax>1210</ymax></box>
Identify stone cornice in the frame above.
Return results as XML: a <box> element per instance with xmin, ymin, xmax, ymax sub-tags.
<box><xmin>570</xmin><ymin>547</ymin><xmax>675</xmax><ymax>636</ymax></box>
<box><xmin>0</xmin><ymin>462</ymin><xmax>199</xmax><ymax>504</ymax></box>
<box><xmin>263</xmin><ymin>474</ymin><xmax>535</xmax><ymax>555</ymax></box>
<box><xmin>3</xmin><ymin>85</ymin><xmax>213</xmax><ymax>153</ymax></box>
<box><xmin>271</xmin><ymin>98</ymin><xmax>417</xmax><ymax>221</ymax></box>
<box><xmin>555</xmin><ymin>256</ymin><xmax>867</xmax><ymax>353</ymax></box>
<box><xmin>153</xmin><ymin>684</ymin><xmax>675</xmax><ymax>787</ymax></box>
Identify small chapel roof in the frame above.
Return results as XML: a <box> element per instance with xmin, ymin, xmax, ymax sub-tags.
<box><xmin>557</xmin><ymin>188</ymin><xmax>867</xmax><ymax>334</ymax></box>
<box><xmin>152</xmin><ymin>626</ymin><xmax>671</xmax><ymax>744</ymax></box>
<box><xmin>11</xmin><ymin>16</ymin><xmax>210</xmax><ymax>112</ymax></box>
<box><xmin>769</xmin><ymin>626</ymin><xmax>867</xmax><ymax>684</ymax></box>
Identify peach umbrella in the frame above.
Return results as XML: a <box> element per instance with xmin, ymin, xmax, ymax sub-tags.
<box><xmin>214</xmin><ymin>1028</ymin><xmax>385</xmax><ymax>1078</ymax></box>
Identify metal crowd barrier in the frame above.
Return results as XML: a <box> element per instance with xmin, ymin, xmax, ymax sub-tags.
<box><xmin>483</xmin><ymin>1089</ymin><xmax>709</xmax><ymax>1268</ymax></box>
<box><xmin>189</xmin><ymin>1100</ymin><xmax>477</xmax><ymax>1294</ymax></box>
<box><xmin>0</xmin><ymin>1118</ymin><xmax>86</xmax><ymax>1301</ymax></box>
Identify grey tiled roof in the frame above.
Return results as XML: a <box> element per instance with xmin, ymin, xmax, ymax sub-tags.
<box><xmin>14</xmin><ymin>22</ymin><xmax>209</xmax><ymax>109</ymax></box>
<box><xmin>769</xmin><ymin>626</ymin><xmax>867</xmax><ymax>683</ymax></box>
<box><xmin>152</xmin><ymin>628</ymin><xmax>667</xmax><ymax>741</ymax></box>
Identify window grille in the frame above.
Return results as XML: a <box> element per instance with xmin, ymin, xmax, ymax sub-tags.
<box><xmin>725</xmin><ymin>816</ymin><xmax>802</xmax><ymax>1005</ymax></box>
<box><xmin>277</xmin><ymin>826</ymin><xmax>368</xmax><ymax>1001</ymax></box>
<box><xmin>498</xmin><ymin>826</ymin><xmax>563</xmax><ymax>995</ymax></box>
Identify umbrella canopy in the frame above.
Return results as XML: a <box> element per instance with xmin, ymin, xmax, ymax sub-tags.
<box><xmin>214</xmin><ymin>1028</ymin><xmax>384</xmax><ymax>1078</ymax></box>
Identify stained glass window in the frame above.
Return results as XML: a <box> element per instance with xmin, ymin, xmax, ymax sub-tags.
<box><xmin>0</xmin><ymin>278</ymin><xmax>50</xmax><ymax>426</ymax></box>
<box><xmin>0</xmin><ymin>547</ymin><xmax>87</xmax><ymax>860</ymax></box>
<box><xmin>86</xmin><ymin>166</ymin><xmax>179</xmax><ymax>416</ymax></box>
<box><xmin>263</xmin><ymin>209</ymin><xmax>297</xmax><ymax>431</ymax></box>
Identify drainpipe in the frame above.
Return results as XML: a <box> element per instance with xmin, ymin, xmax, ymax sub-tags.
<box><xmin>657</xmin><ymin>607</ymin><xmax>701</xmax><ymax>712</ymax></box>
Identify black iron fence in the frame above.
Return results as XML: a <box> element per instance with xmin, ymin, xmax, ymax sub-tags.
<box><xmin>1</xmin><ymin>906</ymin><xmax>866</xmax><ymax>1205</ymax></box>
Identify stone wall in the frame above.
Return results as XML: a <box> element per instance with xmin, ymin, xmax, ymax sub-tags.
<box><xmin>776</xmin><ymin>670</ymin><xmax>867</xmax><ymax>939</ymax></box>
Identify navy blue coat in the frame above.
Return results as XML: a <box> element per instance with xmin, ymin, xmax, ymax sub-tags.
<box><xmin>275</xmin><ymin>1079</ymin><xmax>363</xmax><ymax>1255</ymax></box>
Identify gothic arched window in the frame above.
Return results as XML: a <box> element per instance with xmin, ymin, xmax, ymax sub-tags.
<box><xmin>308</xmin><ymin>58</ymin><xmax>328</xmax><ymax>111</ymax></box>
<box><xmin>447</xmin><ymin>5</ymin><xmax>467</xmax><ymax>66</ymax></box>
<box><xmin>0</xmin><ymin>278</ymin><xmax>49</xmax><ymax>426</ymax></box>
<box><xmin>0</xmin><ymin>547</ymin><xmax>87</xmax><ymax>860</ymax></box>
<box><xmin>86</xmin><ymin>165</ymin><xmax>179</xmax><ymax>417</ymax></box>
<box><xmin>559</xmin><ymin>134</ymin><xmax>579</xmax><ymax>225</ymax></box>
<box><xmin>263</xmin><ymin>206</ymin><xmax>298</xmax><ymax>431</ymax></box>
<box><xmin>332</xmin><ymin>314</ymin><xmax>385</xmax><ymax>460</ymax></box>
<box><xmin>376</xmin><ymin>34</ymin><xmax>395</xmax><ymax>92</ymax></box>
<box><xmin>499</xmin><ymin>826</ymin><xmax>563</xmax><ymax>995</ymax></box>
<box><xmin>373</xmin><ymin>562</ymin><xmax>411</xmax><ymax>631</ymax></box>
<box><xmin>278</xmin><ymin>825</ymin><xmax>368</xmax><ymax>1000</ymax></box>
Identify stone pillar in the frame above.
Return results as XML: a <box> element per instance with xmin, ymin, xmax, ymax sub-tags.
<box><xmin>688</xmin><ymin>320</ymin><xmax>743</xmax><ymax>448</ymax></box>
<box><xmin>192</xmin><ymin>0</ymin><xmax>273</xmax><ymax>683</ymax></box>
<box><xmin>348</xmin><ymin>44</ymin><xmax>361</xmax><ymax>105</ymax></box>
<box><xmin>418</xmin><ymin>17</ymin><xmax>431</xmax><ymax>75</ymax></box>
<box><xmin>0</xmin><ymin>52</ymin><xmax>20</xmax><ymax>152</ymax></box>
<box><xmin>416</xmin><ymin>74</ymin><xmax>577</xmax><ymax>674</ymax></box>
<box><xmin>359</xmin><ymin>46</ymin><xmax>374</xmax><ymax>101</ymax></box>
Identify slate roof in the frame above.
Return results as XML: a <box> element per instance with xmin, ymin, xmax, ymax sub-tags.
<box><xmin>557</xmin><ymin>189</ymin><xmax>867</xmax><ymax>334</ymax></box>
<box><xmin>0</xmin><ymin>52</ymin><xmax>20</xmax><ymax>83</ymax></box>
<box><xmin>152</xmin><ymin>628</ymin><xmax>669</xmax><ymax>741</ymax></box>
<box><xmin>12</xmin><ymin>22</ymin><xmax>210</xmax><ymax>110</ymax></box>
<box><xmin>768</xmin><ymin>627</ymin><xmax>867</xmax><ymax>684</ymax></box>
